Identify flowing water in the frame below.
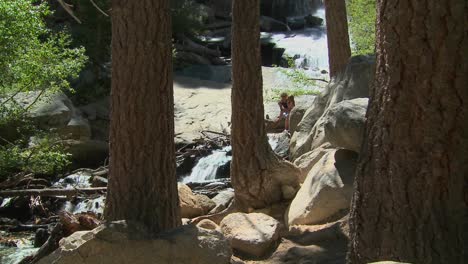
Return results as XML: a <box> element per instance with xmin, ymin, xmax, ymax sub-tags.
<box><xmin>182</xmin><ymin>146</ymin><xmax>232</xmax><ymax>183</ymax></box>
<box><xmin>182</xmin><ymin>133</ymin><xmax>288</xmax><ymax>183</ymax></box>
<box><xmin>269</xmin><ymin>8</ymin><xmax>328</xmax><ymax>72</ymax></box>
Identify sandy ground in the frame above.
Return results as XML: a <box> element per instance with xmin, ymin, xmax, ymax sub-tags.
<box><xmin>174</xmin><ymin>67</ymin><xmax>322</xmax><ymax>144</ymax></box>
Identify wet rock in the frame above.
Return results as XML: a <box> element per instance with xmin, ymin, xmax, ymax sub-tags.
<box><xmin>215</xmin><ymin>160</ymin><xmax>231</xmax><ymax>179</ymax></box>
<box><xmin>286</xmin><ymin>149</ymin><xmax>358</xmax><ymax>226</ymax></box>
<box><xmin>176</xmin><ymin>155</ymin><xmax>197</xmax><ymax>177</ymax></box>
<box><xmin>38</xmin><ymin>221</ymin><xmax>232</xmax><ymax>264</ymax></box>
<box><xmin>34</xmin><ymin>228</ymin><xmax>49</xmax><ymax>248</ymax></box>
<box><xmin>91</xmin><ymin>176</ymin><xmax>108</xmax><ymax>187</ymax></box>
<box><xmin>286</xmin><ymin>17</ymin><xmax>306</xmax><ymax>30</ymax></box>
<box><xmin>304</xmin><ymin>15</ymin><xmax>323</xmax><ymax>27</ymax></box>
<box><xmin>260</xmin><ymin>16</ymin><xmax>290</xmax><ymax>32</ymax></box>
<box><xmin>220</xmin><ymin>213</ymin><xmax>280</xmax><ymax>257</ymax></box>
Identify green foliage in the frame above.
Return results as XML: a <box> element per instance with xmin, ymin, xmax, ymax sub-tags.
<box><xmin>0</xmin><ymin>133</ymin><xmax>71</xmax><ymax>179</ymax></box>
<box><xmin>0</xmin><ymin>0</ymin><xmax>87</xmax><ymax>94</ymax></box>
<box><xmin>347</xmin><ymin>0</ymin><xmax>376</xmax><ymax>55</ymax></box>
<box><xmin>0</xmin><ymin>0</ymin><xmax>83</xmax><ymax>178</ymax></box>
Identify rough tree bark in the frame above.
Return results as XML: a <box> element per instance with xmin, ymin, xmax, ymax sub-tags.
<box><xmin>230</xmin><ymin>0</ymin><xmax>300</xmax><ymax>210</ymax></box>
<box><xmin>324</xmin><ymin>0</ymin><xmax>351</xmax><ymax>78</ymax></box>
<box><xmin>105</xmin><ymin>0</ymin><xmax>181</xmax><ymax>234</ymax></box>
<box><xmin>348</xmin><ymin>0</ymin><xmax>467</xmax><ymax>263</ymax></box>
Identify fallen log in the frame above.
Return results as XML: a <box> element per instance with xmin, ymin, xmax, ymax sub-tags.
<box><xmin>0</xmin><ymin>187</ymin><xmax>107</xmax><ymax>197</ymax></box>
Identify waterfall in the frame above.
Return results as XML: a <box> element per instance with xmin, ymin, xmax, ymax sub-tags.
<box><xmin>269</xmin><ymin>7</ymin><xmax>328</xmax><ymax>72</ymax></box>
<box><xmin>182</xmin><ymin>146</ymin><xmax>232</xmax><ymax>183</ymax></box>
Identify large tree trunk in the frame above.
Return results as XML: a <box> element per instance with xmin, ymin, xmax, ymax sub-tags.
<box><xmin>105</xmin><ymin>0</ymin><xmax>181</xmax><ymax>234</ymax></box>
<box><xmin>324</xmin><ymin>0</ymin><xmax>351</xmax><ymax>78</ymax></box>
<box><xmin>348</xmin><ymin>0</ymin><xmax>467</xmax><ymax>263</ymax></box>
<box><xmin>230</xmin><ymin>0</ymin><xmax>300</xmax><ymax>210</ymax></box>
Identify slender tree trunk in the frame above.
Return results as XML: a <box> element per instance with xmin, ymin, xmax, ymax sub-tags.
<box><xmin>105</xmin><ymin>0</ymin><xmax>181</xmax><ymax>234</ymax></box>
<box><xmin>230</xmin><ymin>0</ymin><xmax>300</xmax><ymax>210</ymax></box>
<box><xmin>324</xmin><ymin>0</ymin><xmax>351</xmax><ymax>78</ymax></box>
<box><xmin>348</xmin><ymin>0</ymin><xmax>467</xmax><ymax>263</ymax></box>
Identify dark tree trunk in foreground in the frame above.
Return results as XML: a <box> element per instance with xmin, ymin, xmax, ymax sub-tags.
<box><xmin>324</xmin><ymin>0</ymin><xmax>351</xmax><ymax>78</ymax></box>
<box><xmin>348</xmin><ymin>0</ymin><xmax>467</xmax><ymax>263</ymax></box>
<box><xmin>105</xmin><ymin>0</ymin><xmax>181</xmax><ymax>234</ymax></box>
<box><xmin>230</xmin><ymin>0</ymin><xmax>300</xmax><ymax>210</ymax></box>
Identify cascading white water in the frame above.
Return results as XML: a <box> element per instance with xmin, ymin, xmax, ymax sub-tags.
<box><xmin>182</xmin><ymin>134</ymin><xmax>289</xmax><ymax>183</ymax></box>
<box><xmin>270</xmin><ymin>8</ymin><xmax>328</xmax><ymax>72</ymax></box>
<box><xmin>182</xmin><ymin>146</ymin><xmax>232</xmax><ymax>183</ymax></box>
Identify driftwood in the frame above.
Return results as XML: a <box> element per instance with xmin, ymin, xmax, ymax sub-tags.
<box><xmin>0</xmin><ymin>187</ymin><xmax>107</xmax><ymax>197</ymax></box>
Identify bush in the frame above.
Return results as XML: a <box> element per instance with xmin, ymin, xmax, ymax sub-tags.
<box><xmin>347</xmin><ymin>0</ymin><xmax>376</xmax><ymax>55</ymax></box>
<box><xmin>0</xmin><ymin>0</ymin><xmax>85</xmax><ymax>178</ymax></box>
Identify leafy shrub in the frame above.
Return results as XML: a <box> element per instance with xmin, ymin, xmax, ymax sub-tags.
<box><xmin>0</xmin><ymin>0</ymin><xmax>85</xmax><ymax>178</ymax></box>
<box><xmin>347</xmin><ymin>0</ymin><xmax>376</xmax><ymax>55</ymax></box>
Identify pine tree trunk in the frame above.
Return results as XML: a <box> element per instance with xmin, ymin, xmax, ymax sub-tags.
<box><xmin>348</xmin><ymin>1</ymin><xmax>467</xmax><ymax>263</ymax></box>
<box><xmin>324</xmin><ymin>0</ymin><xmax>351</xmax><ymax>78</ymax></box>
<box><xmin>105</xmin><ymin>0</ymin><xmax>181</xmax><ymax>234</ymax></box>
<box><xmin>230</xmin><ymin>0</ymin><xmax>300</xmax><ymax>210</ymax></box>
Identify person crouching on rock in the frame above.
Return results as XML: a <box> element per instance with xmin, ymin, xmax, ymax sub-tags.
<box><xmin>285</xmin><ymin>95</ymin><xmax>295</xmax><ymax>132</ymax></box>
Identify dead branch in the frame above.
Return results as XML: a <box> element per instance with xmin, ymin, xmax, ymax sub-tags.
<box><xmin>57</xmin><ymin>0</ymin><xmax>82</xmax><ymax>24</ymax></box>
<box><xmin>89</xmin><ymin>0</ymin><xmax>109</xmax><ymax>17</ymax></box>
<box><xmin>307</xmin><ymin>77</ymin><xmax>329</xmax><ymax>83</ymax></box>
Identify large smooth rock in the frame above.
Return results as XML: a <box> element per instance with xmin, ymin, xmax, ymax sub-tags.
<box><xmin>195</xmin><ymin>194</ymin><xmax>216</xmax><ymax>214</ymax></box>
<box><xmin>286</xmin><ymin>149</ymin><xmax>358</xmax><ymax>226</ymax></box>
<box><xmin>25</xmin><ymin>91</ymin><xmax>74</xmax><ymax>128</ymax></box>
<box><xmin>288</xmin><ymin>104</ymin><xmax>308</xmax><ymax>136</ymax></box>
<box><xmin>178</xmin><ymin>183</ymin><xmax>204</xmax><ymax>218</ymax></box>
<box><xmin>293</xmin><ymin>143</ymin><xmax>333</xmax><ymax>183</ymax></box>
<box><xmin>38</xmin><ymin>221</ymin><xmax>232</xmax><ymax>264</ymax></box>
<box><xmin>290</xmin><ymin>55</ymin><xmax>375</xmax><ymax>160</ymax></box>
<box><xmin>310</xmin><ymin>98</ymin><xmax>368</xmax><ymax>152</ymax></box>
<box><xmin>322</xmin><ymin>55</ymin><xmax>375</xmax><ymax>108</ymax></box>
<box><xmin>289</xmin><ymin>96</ymin><xmax>327</xmax><ymax>160</ymax></box>
<box><xmin>220</xmin><ymin>213</ymin><xmax>280</xmax><ymax>257</ymax></box>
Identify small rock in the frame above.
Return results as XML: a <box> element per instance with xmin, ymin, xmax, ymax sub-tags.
<box><xmin>197</xmin><ymin>219</ymin><xmax>220</xmax><ymax>231</ymax></box>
